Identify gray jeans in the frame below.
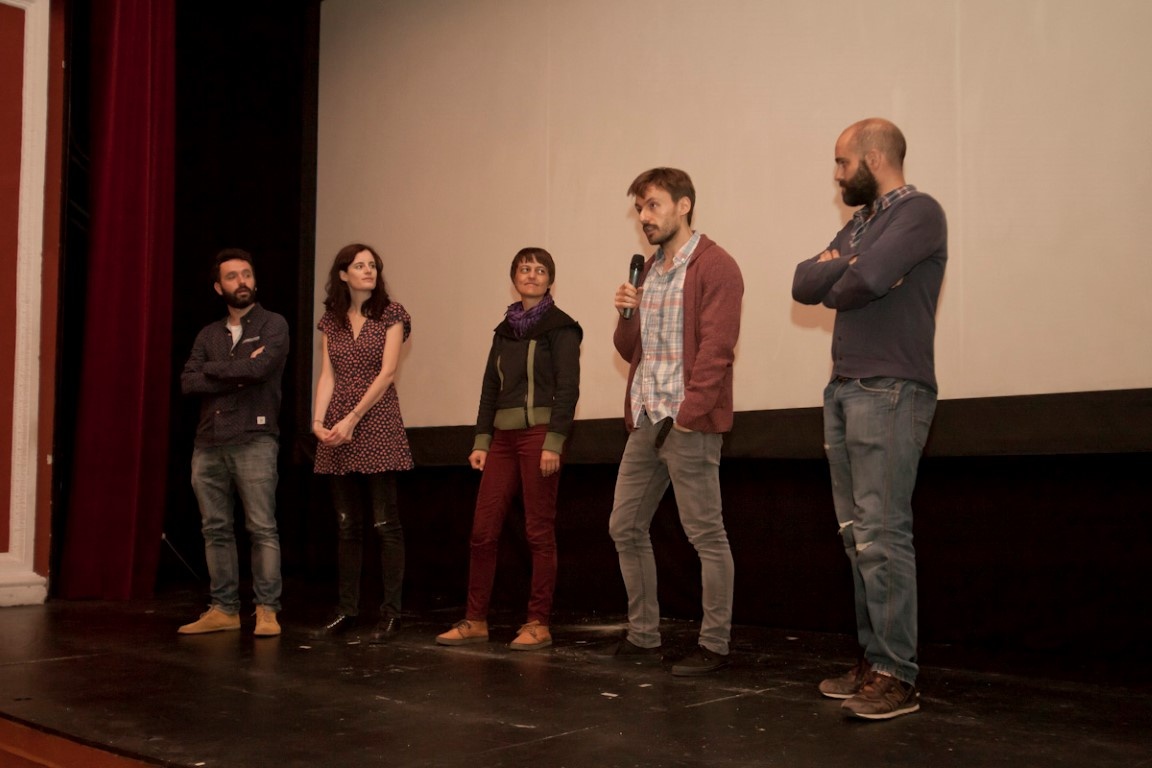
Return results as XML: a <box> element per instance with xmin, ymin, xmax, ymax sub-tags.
<box><xmin>608</xmin><ymin>413</ymin><xmax>734</xmax><ymax>654</ymax></box>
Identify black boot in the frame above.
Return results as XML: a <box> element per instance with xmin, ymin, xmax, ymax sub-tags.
<box><xmin>311</xmin><ymin>612</ymin><xmax>359</xmax><ymax>639</ymax></box>
<box><xmin>368</xmin><ymin>616</ymin><xmax>401</xmax><ymax>644</ymax></box>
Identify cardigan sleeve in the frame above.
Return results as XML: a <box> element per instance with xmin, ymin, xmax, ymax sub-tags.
<box><xmin>678</xmin><ymin>250</ymin><xmax>743</xmax><ymax>429</ymax></box>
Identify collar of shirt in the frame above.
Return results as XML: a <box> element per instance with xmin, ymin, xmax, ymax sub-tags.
<box><xmin>851</xmin><ymin>184</ymin><xmax>917</xmax><ymax>229</ymax></box>
<box><xmin>653</xmin><ymin>231</ymin><xmax>702</xmax><ymax>275</ymax></box>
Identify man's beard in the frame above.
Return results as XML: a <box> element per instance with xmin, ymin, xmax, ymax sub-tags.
<box><xmin>222</xmin><ymin>286</ymin><xmax>255</xmax><ymax>309</ymax></box>
<box><xmin>644</xmin><ymin>221</ymin><xmax>679</xmax><ymax>246</ymax></box>
<box><xmin>840</xmin><ymin>162</ymin><xmax>879</xmax><ymax>208</ymax></box>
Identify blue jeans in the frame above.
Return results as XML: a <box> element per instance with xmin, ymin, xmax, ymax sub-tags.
<box><xmin>823</xmin><ymin>377</ymin><xmax>936</xmax><ymax>684</ymax></box>
<box><xmin>190</xmin><ymin>436</ymin><xmax>282</xmax><ymax>613</ymax></box>
<box><xmin>609</xmin><ymin>413</ymin><xmax>734</xmax><ymax>655</ymax></box>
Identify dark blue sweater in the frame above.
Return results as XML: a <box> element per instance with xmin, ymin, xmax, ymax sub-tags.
<box><xmin>792</xmin><ymin>191</ymin><xmax>947</xmax><ymax>391</ymax></box>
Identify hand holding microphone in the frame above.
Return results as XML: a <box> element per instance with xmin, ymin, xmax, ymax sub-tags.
<box><xmin>620</xmin><ymin>254</ymin><xmax>646</xmax><ymax>319</ymax></box>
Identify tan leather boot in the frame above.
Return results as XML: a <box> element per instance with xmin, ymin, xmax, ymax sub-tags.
<box><xmin>254</xmin><ymin>605</ymin><xmax>281</xmax><ymax>637</ymax></box>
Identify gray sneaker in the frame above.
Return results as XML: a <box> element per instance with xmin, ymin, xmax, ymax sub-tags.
<box><xmin>841</xmin><ymin>671</ymin><xmax>920</xmax><ymax>720</ymax></box>
<box><xmin>818</xmin><ymin>658</ymin><xmax>872</xmax><ymax>699</ymax></box>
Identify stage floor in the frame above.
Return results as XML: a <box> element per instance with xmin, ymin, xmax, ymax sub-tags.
<box><xmin>1</xmin><ymin>587</ymin><xmax>1148</xmax><ymax>768</ymax></box>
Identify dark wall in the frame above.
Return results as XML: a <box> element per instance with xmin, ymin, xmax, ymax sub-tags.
<box><xmin>155</xmin><ymin>4</ymin><xmax>1151</xmax><ymax>662</ymax></box>
<box><xmin>164</xmin><ymin>1</ymin><xmax>320</xmax><ymax>581</ymax></box>
<box><xmin>395</xmin><ymin>451</ymin><xmax>1150</xmax><ymax>660</ymax></box>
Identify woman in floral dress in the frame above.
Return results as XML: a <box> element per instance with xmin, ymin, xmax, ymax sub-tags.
<box><xmin>311</xmin><ymin>243</ymin><xmax>413</xmax><ymax>642</ymax></box>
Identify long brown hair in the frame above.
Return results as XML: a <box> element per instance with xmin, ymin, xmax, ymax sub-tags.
<box><xmin>323</xmin><ymin>243</ymin><xmax>393</xmax><ymax>320</ymax></box>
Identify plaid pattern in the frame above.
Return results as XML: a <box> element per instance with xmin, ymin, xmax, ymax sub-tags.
<box><xmin>849</xmin><ymin>184</ymin><xmax>917</xmax><ymax>248</ymax></box>
<box><xmin>630</xmin><ymin>232</ymin><xmax>701</xmax><ymax>425</ymax></box>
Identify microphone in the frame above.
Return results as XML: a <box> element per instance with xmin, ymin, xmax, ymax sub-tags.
<box><xmin>622</xmin><ymin>254</ymin><xmax>645</xmax><ymax>319</ymax></box>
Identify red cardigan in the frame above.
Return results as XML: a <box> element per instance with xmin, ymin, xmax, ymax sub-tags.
<box><xmin>613</xmin><ymin>234</ymin><xmax>743</xmax><ymax>433</ymax></box>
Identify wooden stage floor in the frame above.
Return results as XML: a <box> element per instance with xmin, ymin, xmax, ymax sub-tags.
<box><xmin>1</xmin><ymin>586</ymin><xmax>1148</xmax><ymax>767</ymax></box>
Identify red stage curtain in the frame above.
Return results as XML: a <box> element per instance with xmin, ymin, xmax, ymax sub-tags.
<box><xmin>58</xmin><ymin>0</ymin><xmax>175</xmax><ymax>599</ymax></box>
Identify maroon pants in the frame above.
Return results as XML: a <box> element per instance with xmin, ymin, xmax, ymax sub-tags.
<box><xmin>466</xmin><ymin>425</ymin><xmax>560</xmax><ymax>624</ymax></box>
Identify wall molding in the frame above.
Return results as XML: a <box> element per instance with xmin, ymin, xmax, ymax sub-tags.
<box><xmin>0</xmin><ymin>0</ymin><xmax>49</xmax><ymax>606</ymax></box>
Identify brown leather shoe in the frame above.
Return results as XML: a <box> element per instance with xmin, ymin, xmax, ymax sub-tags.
<box><xmin>509</xmin><ymin>621</ymin><xmax>552</xmax><ymax>651</ymax></box>
<box><xmin>818</xmin><ymin>658</ymin><xmax>871</xmax><ymax>699</ymax></box>
<box><xmin>436</xmin><ymin>619</ymin><xmax>489</xmax><ymax>646</ymax></box>
<box><xmin>178</xmin><ymin>606</ymin><xmax>241</xmax><ymax>635</ymax></box>
<box><xmin>841</xmin><ymin>671</ymin><xmax>920</xmax><ymax>720</ymax></box>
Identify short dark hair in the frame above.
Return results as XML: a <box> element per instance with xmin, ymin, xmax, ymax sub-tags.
<box><xmin>627</xmin><ymin>167</ymin><xmax>696</xmax><ymax>225</ymax></box>
<box><xmin>212</xmin><ymin>248</ymin><xmax>253</xmax><ymax>282</ymax></box>
<box><xmin>509</xmin><ymin>247</ymin><xmax>555</xmax><ymax>284</ymax></box>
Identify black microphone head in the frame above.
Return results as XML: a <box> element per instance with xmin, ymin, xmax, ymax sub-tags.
<box><xmin>623</xmin><ymin>254</ymin><xmax>646</xmax><ymax>319</ymax></box>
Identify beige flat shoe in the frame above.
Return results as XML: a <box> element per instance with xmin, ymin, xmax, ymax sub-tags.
<box><xmin>436</xmin><ymin>619</ymin><xmax>489</xmax><ymax>646</ymax></box>
<box><xmin>509</xmin><ymin>620</ymin><xmax>551</xmax><ymax>651</ymax></box>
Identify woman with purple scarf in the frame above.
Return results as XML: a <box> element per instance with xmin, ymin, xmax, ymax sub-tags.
<box><xmin>436</xmin><ymin>248</ymin><xmax>582</xmax><ymax>651</ymax></box>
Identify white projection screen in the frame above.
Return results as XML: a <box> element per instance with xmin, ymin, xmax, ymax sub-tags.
<box><xmin>315</xmin><ymin>0</ymin><xmax>1152</xmax><ymax>430</ymax></box>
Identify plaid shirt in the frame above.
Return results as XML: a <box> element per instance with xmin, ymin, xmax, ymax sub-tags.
<box><xmin>630</xmin><ymin>232</ymin><xmax>701</xmax><ymax>425</ymax></box>
<box><xmin>849</xmin><ymin>184</ymin><xmax>917</xmax><ymax>248</ymax></box>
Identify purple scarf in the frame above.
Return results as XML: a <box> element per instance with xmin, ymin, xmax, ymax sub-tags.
<box><xmin>505</xmin><ymin>291</ymin><xmax>554</xmax><ymax>339</ymax></box>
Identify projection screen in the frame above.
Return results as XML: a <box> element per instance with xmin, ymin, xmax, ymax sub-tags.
<box><xmin>315</xmin><ymin>0</ymin><xmax>1152</xmax><ymax>429</ymax></box>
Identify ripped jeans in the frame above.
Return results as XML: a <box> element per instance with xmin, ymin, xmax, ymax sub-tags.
<box><xmin>823</xmin><ymin>377</ymin><xmax>936</xmax><ymax>684</ymax></box>
<box><xmin>329</xmin><ymin>472</ymin><xmax>405</xmax><ymax>618</ymax></box>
